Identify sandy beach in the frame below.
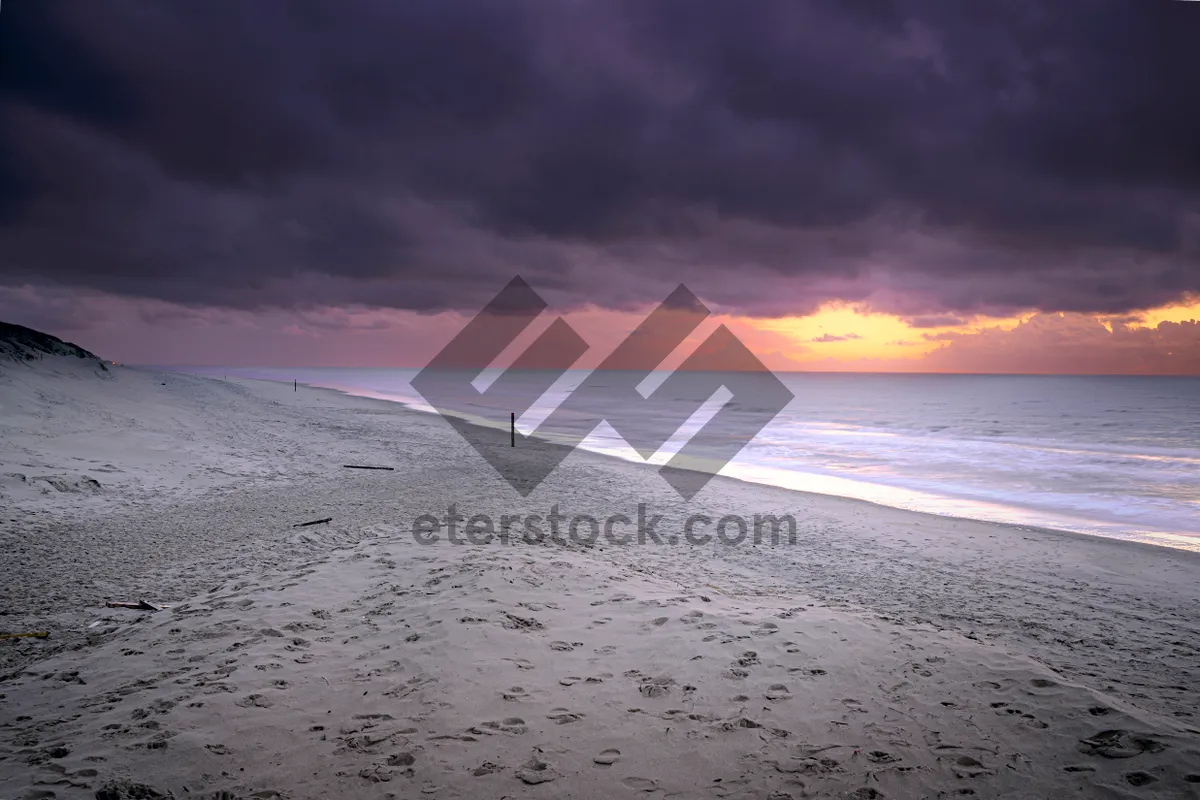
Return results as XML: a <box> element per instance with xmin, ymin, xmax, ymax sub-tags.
<box><xmin>2</xmin><ymin>357</ymin><xmax>1199</xmax><ymax>799</ymax></box>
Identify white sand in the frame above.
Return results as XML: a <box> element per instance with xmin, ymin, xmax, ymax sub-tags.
<box><xmin>2</xmin><ymin>357</ymin><xmax>1199</xmax><ymax>799</ymax></box>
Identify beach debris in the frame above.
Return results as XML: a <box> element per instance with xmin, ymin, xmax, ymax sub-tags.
<box><xmin>343</xmin><ymin>464</ymin><xmax>395</xmax><ymax>470</ymax></box>
<box><xmin>106</xmin><ymin>600</ymin><xmax>166</xmax><ymax>612</ymax></box>
<box><xmin>1078</xmin><ymin>729</ymin><xmax>1167</xmax><ymax>759</ymax></box>
<box><xmin>0</xmin><ymin>631</ymin><xmax>50</xmax><ymax>640</ymax></box>
<box><xmin>294</xmin><ymin>517</ymin><xmax>333</xmax><ymax>528</ymax></box>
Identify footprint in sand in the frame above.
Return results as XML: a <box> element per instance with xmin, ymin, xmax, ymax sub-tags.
<box><xmin>622</xmin><ymin>776</ymin><xmax>658</xmax><ymax>791</ymax></box>
<box><xmin>502</xmin><ymin>686</ymin><xmax>530</xmax><ymax>701</ymax></box>
<box><xmin>733</xmin><ymin>651</ymin><xmax>760</xmax><ymax>668</ymax></box>
<box><xmin>764</xmin><ymin>684</ymin><xmax>791</xmax><ymax>701</ymax></box>
<box><xmin>593</xmin><ymin>748</ymin><xmax>621</xmax><ymax>767</ymax></box>
<box><xmin>149</xmin><ymin>699</ymin><xmax>176</xmax><ymax>714</ymax></box>
<box><xmin>1124</xmin><ymin>771</ymin><xmax>1158</xmax><ymax>787</ymax></box>
<box><xmin>547</xmin><ymin>708</ymin><xmax>586</xmax><ymax>724</ymax></box>
<box><xmin>516</xmin><ymin>753</ymin><xmax>555</xmax><ymax>784</ymax></box>
<box><xmin>474</xmin><ymin>717</ymin><xmax>527</xmax><ymax>735</ymax></box>
<box><xmin>503</xmin><ymin>657</ymin><xmax>535</xmax><ymax>670</ymax></box>
<box><xmin>472</xmin><ymin>760</ymin><xmax>504</xmax><ymax>776</ymax></box>
<box><xmin>549</xmin><ymin>641</ymin><xmax>581</xmax><ymax>652</ymax></box>
<box><xmin>501</xmin><ymin>613</ymin><xmax>544</xmax><ymax>630</ymax></box>
<box><xmin>638</xmin><ymin>676</ymin><xmax>676</xmax><ymax>698</ymax></box>
<box><xmin>952</xmin><ymin>754</ymin><xmax>991</xmax><ymax>779</ymax></box>
<box><xmin>1010</xmin><ymin>710</ymin><xmax>1049</xmax><ymax>729</ymax></box>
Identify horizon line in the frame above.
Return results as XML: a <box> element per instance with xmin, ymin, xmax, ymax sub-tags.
<box><xmin>137</xmin><ymin>364</ymin><xmax>1200</xmax><ymax>378</ymax></box>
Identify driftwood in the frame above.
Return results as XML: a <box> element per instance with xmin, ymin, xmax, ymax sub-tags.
<box><xmin>0</xmin><ymin>631</ymin><xmax>50</xmax><ymax>640</ymax></box>
<box><xmin>294</xmin><ymin>517</ymin><xmax>333</xmax><ymax>528</ymax></box>
<box><xmin>106</xmin><ymin>600</ymin><xmax>166</xmax><ymax>611</ymax></box>
<box><xmin>343</xmin><ymin>465</ymin><xmax>395</xmax><ymax>471</ymax></box>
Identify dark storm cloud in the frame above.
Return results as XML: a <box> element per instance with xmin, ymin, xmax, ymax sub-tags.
<box><xmin>1</xmin><ymin>0</ymin><xmax>1199</xmax><ymax>320</ymax></box>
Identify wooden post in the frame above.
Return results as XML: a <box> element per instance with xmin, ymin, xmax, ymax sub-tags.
<box><xmin>511</xmin><ymin>412</ymin><xmax>516</xmax><ymax>447</ymax></box>
<box><xmin>294</xmin><ymin>379</ymin><xmax>297</xmax><ymax>392</ymax></box>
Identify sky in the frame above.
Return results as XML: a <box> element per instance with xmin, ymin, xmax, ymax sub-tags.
<box><xmin>1</xmin><ymin>0</ymin><xmax>1198</xmax><ymax>374</ymax></box>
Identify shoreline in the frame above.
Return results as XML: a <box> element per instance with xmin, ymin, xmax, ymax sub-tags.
<box><xmin>3</xmin><ymin>360</ymin><xmax>1199</xmax><ymax>797</ymax></box>
<box><xmin>231</xmin><ymin>369</ymin><xmax>1200</xmax><ymax>559</ymax></box>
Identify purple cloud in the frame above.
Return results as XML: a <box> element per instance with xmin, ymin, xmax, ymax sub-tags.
<box><xmin>1</xmin><ymin>0</ymin><xmax>1198</xmax><ymax>327</ymax></box>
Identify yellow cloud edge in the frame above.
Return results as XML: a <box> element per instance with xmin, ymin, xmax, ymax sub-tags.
<box><xmin>748</xmin><ymin>297</ymin><xmax>1200</xmax><ymax>366</ymax></box>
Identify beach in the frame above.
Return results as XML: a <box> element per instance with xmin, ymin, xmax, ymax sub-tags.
<box><xmin>2</xmin><ymin>359</ymin><xmax>1199</xmax><ymax>799</ymax></box>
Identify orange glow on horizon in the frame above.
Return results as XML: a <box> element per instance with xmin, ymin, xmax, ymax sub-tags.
<box><xmin>493</xmin><ymin>296</ymin><xmax>1200</xmax><ymax>374</ymax></box>
<box><xmin>739</xmin><ymin>304</ymin><xmax>1033</xmax><ymax>367</ymax></box>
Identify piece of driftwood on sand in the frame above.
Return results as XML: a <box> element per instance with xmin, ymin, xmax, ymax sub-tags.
<box><xmin>105</xmin><ymin>600</ymin><xmax>167</xmax><ymax>612</ymax></box>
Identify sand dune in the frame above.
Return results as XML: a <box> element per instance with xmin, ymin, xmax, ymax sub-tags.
<box><xmin>2</xmin><ymin>359</ymin><xmax>1199</xmax><ymax>798</ymax></box>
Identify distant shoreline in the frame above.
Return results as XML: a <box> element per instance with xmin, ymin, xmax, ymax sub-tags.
<box><xmin>163</xmin><ymin>364</ymin><xmax>1200</xmax><ymax>555</ymax></box>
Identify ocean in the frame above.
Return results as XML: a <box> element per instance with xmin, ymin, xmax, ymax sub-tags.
<box><xmin>177</xmin><ymin>367</ymin><xmax>1200</xmax><ymax>552</ymax></box>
